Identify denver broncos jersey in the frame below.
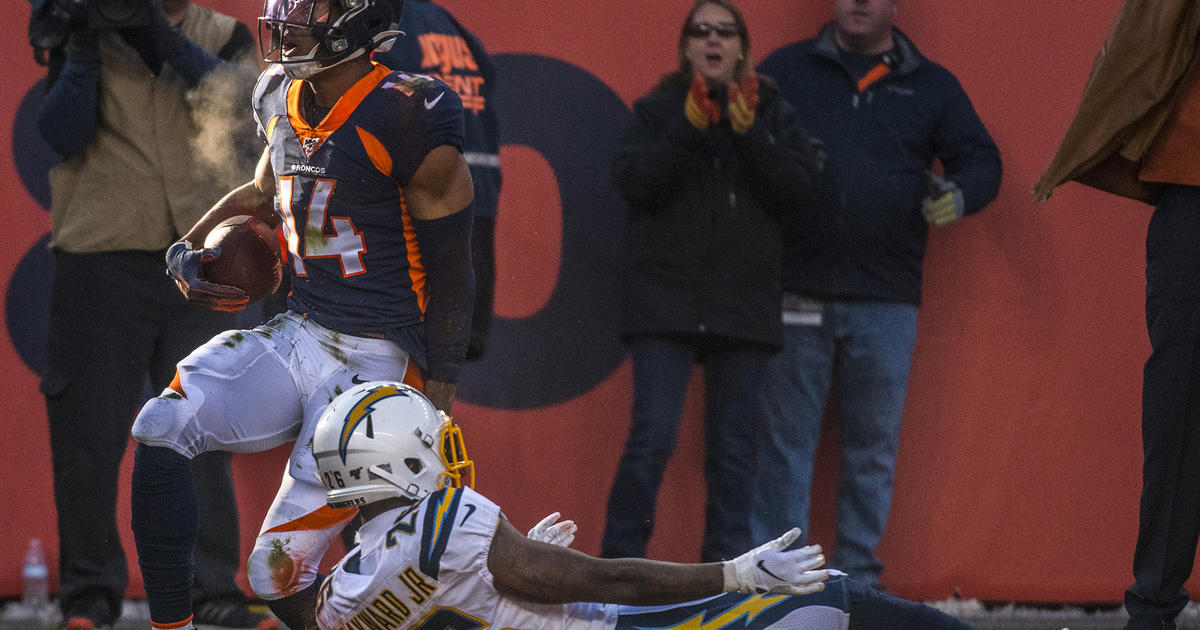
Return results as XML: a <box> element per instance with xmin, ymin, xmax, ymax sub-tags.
<box><xmin>252</xmin><ymin>62</ymin><xmax>465</xmax><ymax>339</ymax></box>
<box><xmin>314</xmin><ymin>487</ymin><xmax>852</xmax><ymax>630</ymax></box>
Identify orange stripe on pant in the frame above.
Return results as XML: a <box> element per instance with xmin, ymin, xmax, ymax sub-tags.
<box><xmin>263</xmin><ymin>505</ymin><xmax>359</xmax><ymax>534</ymax></box>
<box><xmin>403</xmin><ymin>359</ymin><xmax>425</xmax><ymax>392</ymax></box>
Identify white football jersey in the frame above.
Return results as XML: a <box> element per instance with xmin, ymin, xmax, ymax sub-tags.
<box><xmin>315</xmin><ymin>487</ymin><xmax>617</xmax><ymax>630</ymax></box>
<box><xmin>315</xmin><ymin>486</ymin><xmax>851</xmax><ymax>630</ymax></box>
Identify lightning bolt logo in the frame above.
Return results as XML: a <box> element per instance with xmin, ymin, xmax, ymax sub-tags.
<box><xmin>339</xmin><ymin>384</ymin><xmax>409</xmax><ymax>463</ymax></box>
<box><xmin>627</xmin><ymin>594</ymin><xmax>788</xmax><ymax>630</ymax></box>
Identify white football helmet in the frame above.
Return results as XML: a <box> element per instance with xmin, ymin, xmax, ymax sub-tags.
<box><xmin>312</xmin><ymin>381</ymin><xmax>474</xmax><ymax>509</ymax></box>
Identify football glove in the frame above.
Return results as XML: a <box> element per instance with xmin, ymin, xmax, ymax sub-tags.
<box><xmin>727</xmin><ymin>73</ymin><xmax>759</xmax><ymax>135</ymax></box>
<box><xmin>685</xmin><ymin>73</ymin><xmax>721</xmax><ymax>132</ymax></box>
<box><xmin>921</xmin><ymin>173</ymin><xmax>966</xmax><ymax>226</ymax></box>
<box><xmin>527</xmin><ymin>512</ymin><xmax>577</xmax><ymax>548</ymax></box>
<box><xmin>165</xmin><ymin>240</ymin><xmax>248</xmax><ymax>312</ymax></box>
<box><xmin>722</xmin><ymin>528</ymin><xmax>829</xmax><ymax>596</ymax></box>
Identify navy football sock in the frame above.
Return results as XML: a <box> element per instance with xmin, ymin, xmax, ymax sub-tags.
<box><xmin>268</xmin><ymin>579</ymin><xmax>323</xmax><ymax>630</ymax></box>
<box><xmin>132</xmin><ymin>443</ymin><xmax>198</xmax><ymax>625</ymax></box>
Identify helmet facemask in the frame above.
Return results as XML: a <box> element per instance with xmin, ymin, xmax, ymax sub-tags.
<box><xmin>259</xmin><ymin>0</ymin><xmax>401</xmax><ymax>79</ymax></box>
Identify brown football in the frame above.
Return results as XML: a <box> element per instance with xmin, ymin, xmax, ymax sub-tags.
<box><xmin>202</xmin><ymin>215</ymin><xmax>283</xmax><ymax>305</ymax></box>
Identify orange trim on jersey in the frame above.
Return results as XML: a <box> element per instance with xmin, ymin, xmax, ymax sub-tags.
<box><xmin>151</xmin><ymin>615</ymin><xmax>193</xmax><ymax>629</ymax></box>
<box><xmin>266</xmin><ymin>114</ymin><xmax>281</xmax><ymax>142</ymax></box>
<box><xmin>286</xmin><ymin>62</ymin><xmax>392</xmax><ymax>157</ymax></box>
<box><xmin>275</xmin><ymin>225</ymin><xmax>289</xmax><ymax>264</ymax></box>
<box><xmin>400</xmin><ymin>194</ymin><xmax>429</xmax><ymax>314</ymax></box>
<box><xmin>403</xmin><ymin>360</ymin><xmax>426</xmax><ymax>392</ymax></box>
<box><xmin>356</xmin><ymin>126</ymin><xmax>393</xmax><ymax>176</ymax></box>
<box><xmin>857</xmin><ymin>61</ymin><xmax>891</xmax><ymax>93</ymax></box>
<box><xmin>263</xmin><ymin>505</ymin><xmax>358</xmax><ymax>534</ymax></box>
<box><xmin>168</xmin><ymin>371</ymin><xmax>186</xmax><ymax>397</ymax></box>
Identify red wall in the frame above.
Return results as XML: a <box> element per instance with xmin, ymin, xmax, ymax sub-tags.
<box><xmin>1</xmin><ymin>0</ymin><xmax>1169</xmax><ymax>604</ymax></box>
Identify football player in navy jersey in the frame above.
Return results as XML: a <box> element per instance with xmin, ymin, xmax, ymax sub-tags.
<box><xmin>128</xmin><ymin>1</ymin><xmax>476</xmax><ymax>629</ymax></box>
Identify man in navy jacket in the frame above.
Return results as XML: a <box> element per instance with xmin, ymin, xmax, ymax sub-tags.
<box><xmin>751</xmin><ymin>0</ymin><xmax>1001</xmax><ymax>590</ymax></box>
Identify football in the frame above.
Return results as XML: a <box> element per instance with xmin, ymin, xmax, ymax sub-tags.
<box><xmin>202</xmin><ymin>215</ymin><xmax>283</xmax><ymax>305</ymax></box>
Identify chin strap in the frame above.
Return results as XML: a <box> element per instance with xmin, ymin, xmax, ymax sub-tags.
<box><xmin>283</xmin><ymin>46</ymin><xmax>367</xmax><ymax>79</ymax></box>
<box><xmin>371</xmin><ymin>29</ymin><xmax>403</xmax><ymax>54</ymax></box>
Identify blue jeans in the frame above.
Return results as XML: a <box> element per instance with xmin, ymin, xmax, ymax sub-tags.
<box><xmin>602</xmin><ymin>336</ymin><xmax>770</xmax><ymax>562</ymax></box>
<box><xmin>751</xmin><ymin>299</ymin><xmax>918</xmax><ymax>587</ymax></box>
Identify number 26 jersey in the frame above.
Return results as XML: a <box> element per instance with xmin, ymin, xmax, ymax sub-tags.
<box><xmin>315</xmin><ymin>487</ymin><xmax>617</xmax><ymax>630</ymax></box>
<box><xmin>314</xmin><ymin>487</ymin><xmax>852</xmax><ymax>630</ymax></box>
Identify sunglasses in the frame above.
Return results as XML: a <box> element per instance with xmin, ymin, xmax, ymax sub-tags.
<box><xmin>686</xmin><ymin>22</ymin><xmax>740</xmax><ymax>39</ymax></box>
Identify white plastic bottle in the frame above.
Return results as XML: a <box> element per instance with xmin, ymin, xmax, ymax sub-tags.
<box><xmin>22</xmin><ymin>538</ymin><xmax>50</xmax><ymax>621</ymax></box>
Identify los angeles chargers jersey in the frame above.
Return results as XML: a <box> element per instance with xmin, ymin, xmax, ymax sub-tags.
<box><xmin>314</xmin><ymin>487</ymin><xmax>851</xmax><ymax>630</ymax></box>
<box><xmin>252</xmin><ymin>62</ymin><xmax>465</xmax><ymax>337</ymax></box>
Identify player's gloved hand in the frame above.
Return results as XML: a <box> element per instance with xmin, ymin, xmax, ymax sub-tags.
<box><xmin>722</xmin><ymin>528</ymin><xmax>830</xmax><ymax>595</ymax></box>
<box><xmin>921</xmin><ymin>173</ymin><xmax>966</xmax><ymax>226</ymax></box>
<box><xmin>527</xmin><ymin>512</ymin><xmax>577</xmax><ymax>548</ymax></box>
<box><xmin>165</xmin><ymin>240</ymin><xmax>248</xmax><ymax>312</ymax></box>
<box><xmin>685</xmin><ymin>73</ymin><xmax>721</xmax><ymax>132</ymax></box>
<box><xmin>727</xmin><ymin>73</ymin><xmax>759</xmax><ymax>135</ymax></box>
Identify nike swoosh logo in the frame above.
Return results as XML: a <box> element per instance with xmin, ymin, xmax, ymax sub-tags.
<box><xmin>757</xmin><ymin>560</ymin><xmax>785</xmax><ymax>582</ymax></box>
<box><xmin>460</xmin><ymin>503</ymin><xmax>476</xmax><ymax>526</ymax></box>
<box><xmin>424</xmin><ymin>92</ymin><xmax>445</xmax><ymax>109</ymax></box>
<box><xmin>351</xmin><ymin>374</ymin><xmax>369</xmax><ymax>384</ymax></box>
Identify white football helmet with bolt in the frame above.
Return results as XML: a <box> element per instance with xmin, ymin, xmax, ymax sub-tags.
<box><xmin>312</xmin><ymin>381</ymin><xmax>473</xmax><ymax>509</ymax></box>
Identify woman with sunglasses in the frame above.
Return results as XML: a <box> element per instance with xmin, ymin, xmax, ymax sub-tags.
<box><xmin>601</xmin><ymin>0</ymin><xmax>823</xmax><ymax>564</ymax></box>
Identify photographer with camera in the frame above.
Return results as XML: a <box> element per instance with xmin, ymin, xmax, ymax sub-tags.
<box><xmin>31</xmin><ymin>1</ymin><xmax>271</xmax><ymax>629</ymax></box>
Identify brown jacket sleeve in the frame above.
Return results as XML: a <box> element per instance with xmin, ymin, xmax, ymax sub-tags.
<box><xmin>1033</xmin><ymin>0</ymin><xmax>1200</xmax><ymax>203</ymax></box>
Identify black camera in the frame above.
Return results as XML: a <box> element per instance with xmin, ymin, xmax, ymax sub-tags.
<box><xmin>28</xmin><ymin>0</ymin><xmax>156</xmax><ymax>57</ymax></box>
<box><xmin>83</xmin><ymin>0</ymin><xmax>155</xmax><ymax>28</ymax></box>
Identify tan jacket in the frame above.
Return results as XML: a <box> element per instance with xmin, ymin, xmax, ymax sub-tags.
<box><xmin>1033</xmin><ymin>0</ymin><xmax>1200</xmax><ymax>204</ymax></box>
<box><xmin>48</xmin><ymin>3</ymin><xmax>245</xmax><ymax>253</ymax></box>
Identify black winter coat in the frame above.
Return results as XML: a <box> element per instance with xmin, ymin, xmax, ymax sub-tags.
<box><xmin>613</xmin><ymin>74</ymin><xmax>822</xmax><ymax>348</ymax></box>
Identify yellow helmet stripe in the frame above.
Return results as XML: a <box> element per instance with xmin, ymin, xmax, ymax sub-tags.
<box><xmin>339</xmin><ymin>384</ymin><xmax>405</xmax><ymax>462</ymax></box>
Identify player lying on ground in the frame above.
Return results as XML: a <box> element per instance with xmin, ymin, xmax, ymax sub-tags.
<box><xmin>310</xmin><ymin>381</ymin><xmax>978</xmax><ymax>630</ymax></box>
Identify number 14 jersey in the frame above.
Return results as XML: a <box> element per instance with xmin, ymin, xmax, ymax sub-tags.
<box><xmin>252</xmin><ymin>62</ymin><xmax>465</xmax><ymax>340</ymax></box>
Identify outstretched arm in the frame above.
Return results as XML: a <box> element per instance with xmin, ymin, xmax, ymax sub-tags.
<box><xmin>489</xmin><ymin>517</ymin><xmax>721</xmax><ymax>605</ymax></box>
<box><xmin>488</xmin><ymin>518</ymin><xmax>829</xmax><ymax>606</ymax></box>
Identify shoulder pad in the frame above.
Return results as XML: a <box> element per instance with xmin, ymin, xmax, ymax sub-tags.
<box><xmin>253</xmin><ymin>65</ymin><xmax>289</xmax><ymax>101</ymax></box>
